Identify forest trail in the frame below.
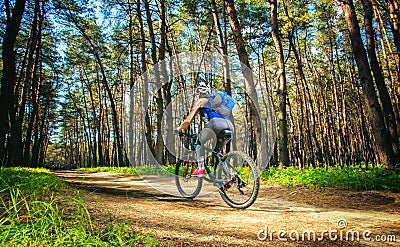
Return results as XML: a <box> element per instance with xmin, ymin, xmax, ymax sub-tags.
<box><xmin>54</xmin><ymin>170</ymin><xmax>400</xmax><ymax>246</ymax></box>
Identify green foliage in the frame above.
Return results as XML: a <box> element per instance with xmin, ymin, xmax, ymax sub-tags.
<box><xmin>0</xmin><ymin>167</ymin><xmax>159</xmax><ymax>246</ymax></box>
<box><xmin>82</xmin><ymin>165</ymin><xmax>400</xmax><ymax>191</ymax></box>
<box><xmin>80</xmin><ymin>166</ymin><xmax>138</xmax><ymax>174</ymax></box>
<box><xmin>80</xmin><ymin>165</ymin><xmax>176</xmax><ymax>176</ymax></box>
<box><xmin>262</xmin><ymin>166</ymin><xmax>400</xmax><ymax>191</ymax></box>
<box><xmin>100</xmin><ymin>224</ymin><xmax>159</xmax><ymax>247</ymax></box>
<box><xmin>0</xmin><ymin>167</ymin><xmax>68</xmax><ymax>195</ymax></box>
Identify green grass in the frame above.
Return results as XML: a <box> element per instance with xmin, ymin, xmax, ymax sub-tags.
<box><xmin>80</xmin><ymin>165</ymin><xmax>175</xmax><ymax>176</ymax></box>
<box><xmin>262</xmin><ymin>166</ymin><xmax>400</xmax><ymax>191</ymax></box>
<box><xmin>80</xmin><ymin>164</ymin><xmax>400</xmax><ymax>191</ymax></box>
<box><xmin>0</xmin><ymin>167</ymin><xmax>160</xmax><ymax>246</ymax></box>
<box><xmin>80</xmin><ymin>166</ymin><xmax>139</xmax><ymax>175</ymax></box>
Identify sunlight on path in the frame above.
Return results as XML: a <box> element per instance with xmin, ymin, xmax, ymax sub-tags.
<box><xmin>54</xmin><ymin>170</ymin><xmax>400</xmax><ymax>246</ymax></box>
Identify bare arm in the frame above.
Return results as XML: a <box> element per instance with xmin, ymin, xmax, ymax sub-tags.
<box><xmin>176</xmin><ymin>98</ymin><xmax>209</xmax><ymax>131</ymax></box>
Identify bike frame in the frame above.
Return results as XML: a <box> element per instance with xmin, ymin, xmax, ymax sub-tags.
<box><xmin>178</xmin><ymin>131</ymin><xmax>230</xmax><ymax>186</ymax></box>
<box><xmin>176</xmin><ymin>130</ymin><xmax>260</xmax><ymax>208</ymax></box>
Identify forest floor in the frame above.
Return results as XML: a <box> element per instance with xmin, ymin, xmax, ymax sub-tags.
<box><xmin>53</xmin><ymin>170</ymin><xmax>400</xmax><ymax>247</ymax></box>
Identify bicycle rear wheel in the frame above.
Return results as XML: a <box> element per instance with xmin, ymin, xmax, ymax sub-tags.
<box><xmin>175</xmin><ymin>159</ymin><xmax>203</xmax><ymax>198</ymax></box>
<box><xmin>217</xmin><ymin>151</ymin><xmax>260</xmax><ymax>209</ymax></box>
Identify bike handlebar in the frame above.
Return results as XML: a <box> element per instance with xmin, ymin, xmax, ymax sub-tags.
<box><xmin>176</xmin><ymin>131</ymin><xmax>198</xmax><ymax>140</ymax></box>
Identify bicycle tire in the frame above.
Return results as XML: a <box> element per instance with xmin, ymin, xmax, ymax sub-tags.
<box><xmin>175</xmin><ymin>159</ymin><xmax>203</xmax><ymax>198</ymax></box>
<box><xmin>217</xmin><ymin>151</ymin><xmax>260</xmax><ymax>209</ymax></box>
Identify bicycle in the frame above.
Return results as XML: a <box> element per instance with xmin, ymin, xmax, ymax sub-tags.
<box><xmin>175</xmin><ymin>130</ymin><xmax>260</xmax><ymax>209</ymax></box>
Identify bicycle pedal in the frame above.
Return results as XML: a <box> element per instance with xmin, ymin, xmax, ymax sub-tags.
<box><xmin>224</xmin><ymin>184</ymin><xmax>232</xmax><ymax>190</ymax></box>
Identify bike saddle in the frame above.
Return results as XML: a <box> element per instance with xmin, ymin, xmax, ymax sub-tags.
<box><xmin>217</xmin><ymin>129</ymin><xmax>232</xmax><ymax>141</ymax></box>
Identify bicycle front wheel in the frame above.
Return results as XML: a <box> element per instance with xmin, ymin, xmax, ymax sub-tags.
<box><xmin>175</xmin><ymin>159</ymin><xmax>203</xmax><ymax>198</ymax></box>
<box><xmin>217</xmin><ymin>151</ymin><xmax>260</xmax><ymax>209</ymax></box>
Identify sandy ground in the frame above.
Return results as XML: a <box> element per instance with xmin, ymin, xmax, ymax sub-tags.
<box><xmin>53</xmin><ymin>170</ymin><xmax>400</xmax><ymax>246</ymax></box>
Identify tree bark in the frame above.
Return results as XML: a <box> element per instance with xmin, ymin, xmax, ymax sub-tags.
<box><xmin>224</xmin><ymin>0</ymin><xmax>262</xmax><ymax>162</ymax></box>
<box><xmin>386</xmin><ymin>0</ymin><xmax>400</xmax><ymax>73</ymax></box>
<box><xmin>0</xmin><ymin>0</ymin><xmax>27</xmax><ymax>165</ymax></box>
<box><xmin>21</xmin><ymin>0</ymin><xmax>44</xmax><ymax>167</ymax></box>
<box><xmin>144</xmin><ymin>0</ymin><xmax>164</xmax><ymax>164</ymax></box>
<box><xmin>270</xmin><ymin>0</ymin><xmax>289</xmax><ymax>167</ymax></box>
<box><xmin>128</xmin><ymin>1</ymin><xmax>135</xmax><ymax>166</ymax></box>
<box><xmin>361</xmin><ymin>0</ymin><xmax>400</xmax><ymax>159</ymax></box>
<box><xmin>339</xmin><ymin>0</ymin><xmax>397</xmax><ymax>168</ymax></box>
<box><xmin>372</xmin><ymin>2</ymin><xmax>400</xmax><ymax>146</ymax></box>
<box><xmin>211</xmin><ymin>0</ymin><xmax>231</xmax><ymax>94</ymax></box>
<box><xmin>136</xmin><ymin>0</ymin><xmax>155</xmax><ymax>162</ymax></box>
<box><xmin>75</xmin><ymin>23</ymin><xmax>124</xmax><ymax>167</ymax></box>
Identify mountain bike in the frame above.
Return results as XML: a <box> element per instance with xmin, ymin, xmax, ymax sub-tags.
<box><xmin>175</xmin><ymin>130</ymin><xmax>260</xmax><ymax>209</ymax></box>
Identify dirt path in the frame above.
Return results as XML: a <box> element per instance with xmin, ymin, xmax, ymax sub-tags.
<box><xmin>53</xmin><ymin>170</ymin><xmax>400</xmax><ymax>246</ymax></box>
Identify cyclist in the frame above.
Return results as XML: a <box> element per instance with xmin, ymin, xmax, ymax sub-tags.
<box><xmin>176</xmin><ymin>82</ymin><xmax>234</xmax><ymax>177</ymax></box>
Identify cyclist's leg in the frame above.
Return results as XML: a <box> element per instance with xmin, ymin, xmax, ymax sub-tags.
<box><xmin>207</xmin><ymin>118</ymin><xmax>235</xmax><ymax>180</ymax></box>
<box><xmin>195</xmin><ymin>118</ymin><xmax>234</xmax><ymax>166</ymax></box>
<box><xmin>196</xmin><ymin>127</ymin><xmax>216</xmax><ymax>169</ymax></box>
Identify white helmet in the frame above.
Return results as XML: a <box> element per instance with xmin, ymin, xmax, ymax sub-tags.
<box><xmin>196</xmin><ymin>81</ymin><xmax>211</xmax><ymax>94</ymax></box>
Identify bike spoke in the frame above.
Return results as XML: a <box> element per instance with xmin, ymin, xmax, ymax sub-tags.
<box><xmin>217</xmin><ymin>151</ymin><xmax>260</xmax><ymax>209</ymax></box>
<box><xmin>175</xmin><ymin>160</ymin><xmax>202</xmax><ymax>198</ymax></box>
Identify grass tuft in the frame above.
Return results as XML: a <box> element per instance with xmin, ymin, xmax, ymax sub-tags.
<box><xmin>80</xmin><ymin>165</ymin><xmax>400</xmax><ymax>191</ymax></box>
<box><xmin>80</xmin><ymin>165</ymin><xmax>175</xmax><ymax>176</ymax></box>
<box><xmin>261</xmin><ymin>166</ymin><xmax>400</xmax><ymax>191</ymax></box>
<box><xmin>0</xmin><ymin>167</ymin><xmax>160</xmax><ymax>246</ymax></box>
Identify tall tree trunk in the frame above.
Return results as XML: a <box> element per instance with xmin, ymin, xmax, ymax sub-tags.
<box><xmin>373</xmin><ymin>3</ymin><xmax>400</xmax><ymax>144</ymax></box>
<box><xmin>81</xmin><ymin>81</ymin><xmax>93</xmax><ymax>167</ymax></box>
<box><xmin>224</xmin><ymin>0</ymin><xmax>262</xmax><ymax>163</ymax></box>
<box><xmin>136</xmin><ymin>0</ymin><xmax>155</xmax><ymax>162</ymax></box>
<box><xmin>361</xmin><ymin>0</ymin><xmax>400</xmax><ymax>159</ymax></box>
<box><xmin>289</xmin><ymin>33</ymin><xmax>323</xmax><ymax>165</ymax></box>
<box><xmin>144</xmin><ymin>0</ymin><xmax>164</xmax><ymax>164</ymax></box>
<box><xmin>270</xmin><ymin>0</ymin><xmax>289</xmax><ymax>167</ymax></box>
<box><xmin>339</xmin><ymin>0</ymin><xmax>397</xmax><ymax>168</ymax></box>
<box><xmin>0</xmin><ymin>0</ymin><xmax>27</xmax><ymax>165</ymax></box>
<box><xmin>373</xmin><ymin>1</ymin><xmax>400</xmax><ymax>141</ymax></box>
<box><xmin>128</xmin><ymin>1</ymin><xmax>135</xmax><ymax>166</ymax></box>
<box><xmin>71</xmin><ymin>18</ymin><xmax>124</xmax><ymax>167</ymax></box>
<box><xmin>210</xmin><ymin>0</ymin><xmax>231</xmax><ymax>94</ymax></box>
<box><xmin>160</xmin><ymin>0</ymin><xmax>176</xmax><ymax>165</ymax></box>
<box><xmin>23</xmin><ymin>0</ymin><xmax>43</xmax><ymax>166</ymax></box>
<box><xmin>98</xmin><ymin>82</ymin><xmax>105</xmax><ymax>166</ymax></box>
<box><xmin>31</xmin><ymin>85</ymin><xmax>51</xmax><ymax>168</ymax></box>
<box><xmin>387</xmin><ymin>0</ymin><xmax>400</xmax><ymax>73</ymax></box>
<box><xmin>86</xmin><ymin>77</ymin><xmax>98</xmax><ymax>166</ymax></box>
<box><xmin>97</xmin><ymin>51</ymin><xmax>124</xmax><ymax>167</ymax></box>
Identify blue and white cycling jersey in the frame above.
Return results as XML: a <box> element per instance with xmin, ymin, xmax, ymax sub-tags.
<box><xmin>199</xmin><ymin>102</ymin><xmax>229</xmax><ymax>120</ymax></box>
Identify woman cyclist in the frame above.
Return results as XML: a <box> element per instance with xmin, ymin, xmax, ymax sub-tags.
<box><xmin>176</xmin><ymin>82</ymin><xmax>234</xmax><ymax>177</ymax></box>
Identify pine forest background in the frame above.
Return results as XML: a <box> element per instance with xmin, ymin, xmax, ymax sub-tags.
<box><xmin>1</xmin><ymin>0</ymin><xmax>400</xmax><ymax>170</ymax></box>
